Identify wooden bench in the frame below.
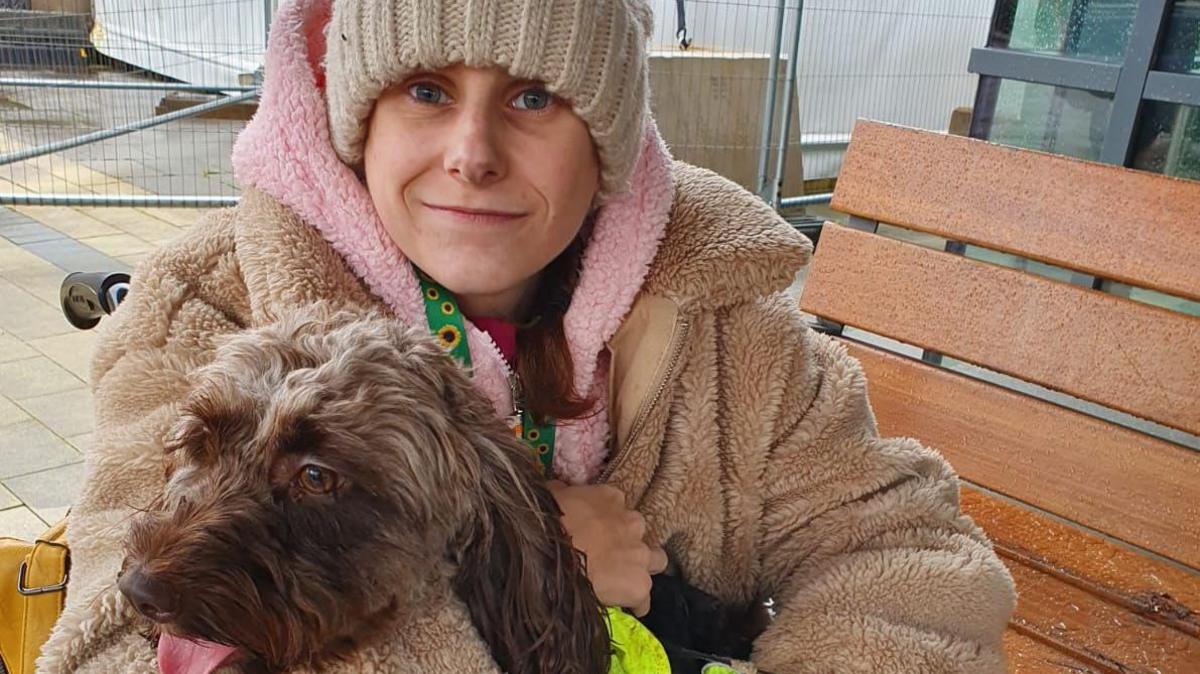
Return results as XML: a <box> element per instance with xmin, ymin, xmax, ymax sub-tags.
<box><xmin>800</xmin><ymin>120</ymin><xmax>1200</xmax><ymax>672</ymax></box>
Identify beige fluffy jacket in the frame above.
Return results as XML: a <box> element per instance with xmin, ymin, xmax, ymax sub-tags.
<box><xmin>37</xmin><ymin>164</ymin><xmax>1015</xmax><ymax>673</ymax></box>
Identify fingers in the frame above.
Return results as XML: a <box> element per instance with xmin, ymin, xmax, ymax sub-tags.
<box><xmin>622</xmin><ymin>510</ymin><xmax>646</xmax><ymax>540</ymax></box>
<box><xmin>548</xmin><ymin>481</ymin><xmax>666</xmax><ymax>616</ymax></box>
<box><xmin>629</xmin><ymin>571</ymin><xmax>654</xmax><ymax>617</ymax></box>
<box><xmin>625</xmin><ymin>546</ymin><xmax>667</xmax><ymax>617</ymax></box>
<box><xmin>597</xmin><ymin>484</ymin><xmax>626</xmax><ymax>508</ymax></box>
<box><xmin>632</xmin><ymin>595</ymin><xmax>652</xmax><ymax>618</ymax></box>
<box><xmin>647</xmin><ymin>545</ymin><xmax>668</xmax><ymax>575</ymax></box>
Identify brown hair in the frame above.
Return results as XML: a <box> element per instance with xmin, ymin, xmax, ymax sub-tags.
<box><xmin>517</xmin><ymin>221</ymin><xmax>595</xmax><ymax>422</ymax></box>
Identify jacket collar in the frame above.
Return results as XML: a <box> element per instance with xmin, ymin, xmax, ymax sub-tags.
<box><xmin>643</xmin><ymin>162</ymin><xmax>813</xmax><ymax>312</ymax></box>
<box><xmin>605</xmin><ymin>165</ymin><xmax>812</xmax><ymax>452</ymax></box>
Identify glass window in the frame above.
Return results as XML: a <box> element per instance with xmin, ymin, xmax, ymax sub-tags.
<box><xmin>990</xmin><ymin>0</ymin><xmax>1138</xmax><ymax>63</ymax></box>
<box><xmin>1132</xmin><ymin>101</ymin><xmax>1200</xmax><ymax>179</ymax></box>
<box><xmin>1158</xmin><ymin>0</ymin><xmax>1200</xmax><ymax>74</ymax></box>
<box><xmin>976</xmin><ymin>77</ymin><xmax>1114</xmax><ymax>161</ymax></box>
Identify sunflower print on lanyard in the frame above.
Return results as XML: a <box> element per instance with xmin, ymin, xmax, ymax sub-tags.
<box><xmin>419</xmin><ymin>276</ymin><xmax>472</xmax><ymax>366</ymax></box>
<box><xmin>415</xmin><ymin>270</ymin><xmax>556</xmax><ymax>478</ymax></box>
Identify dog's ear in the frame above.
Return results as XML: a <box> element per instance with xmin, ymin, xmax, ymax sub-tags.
<box><xmin>160</xmin><ymin>411</ymin><xmax>204</xmax><ymax>482</ymax></box>
<box><xmin>164</xmin><ymin>410</ymin><xmax>209</xmax><ymax>456</ymax></box>
<box><xmin>165</xmin><ymin>380</ymin><xmax>250</xmax><ymax>464</ymax></box>
<box><xmin>450</xmin><ymin>427</ymin><xmax>610</xmax><ymax>674</ymax></box>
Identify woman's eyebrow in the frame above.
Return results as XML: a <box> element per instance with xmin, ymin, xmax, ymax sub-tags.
<box><xmin>406</xmin><ymin>71</ymin><xmax>442</xmax><ymax>83</ymax></box>
<box><xmin>505</xmin><ymin>77</ymin><xmax>549</xmax><ymax>89</ymax></box>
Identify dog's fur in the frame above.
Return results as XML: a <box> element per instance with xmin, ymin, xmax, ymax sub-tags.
<box><xmin>120</xmin><ymin>308</ymin><xmax>609</xmax><ymax>674</ymax></box>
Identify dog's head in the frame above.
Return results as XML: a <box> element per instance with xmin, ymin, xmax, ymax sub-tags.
<box><xmin>119</xmin><ymin>308</ymin><xmax>607</xmax><ymax>673</ymax></box>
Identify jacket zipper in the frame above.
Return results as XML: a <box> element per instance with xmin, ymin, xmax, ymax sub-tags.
<box><xmin>599</xmin><ymin>316</ymin><xmax>691</xmax><ymax>483</ymax></box>
<box><xmin>471</xmin><ymin>322</ymin><xmax>519</xmax><ymax>415</ymax></box>
<box><xmin>508</xmin><ymin>369</ymin><xmax>523</xmax><ymax>423</ymax></box>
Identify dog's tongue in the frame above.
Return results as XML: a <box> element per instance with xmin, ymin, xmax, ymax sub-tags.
<box><xmin>157</xmin><ymin>634</ymin><xmax>240</xmax><ymax>674</ymax></box>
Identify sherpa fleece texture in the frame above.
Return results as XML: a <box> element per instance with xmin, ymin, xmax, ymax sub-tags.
<box><xmin>35</xmin><ymin>169</ymin><xmax>1016</xmax><ymax>673</ymax></box>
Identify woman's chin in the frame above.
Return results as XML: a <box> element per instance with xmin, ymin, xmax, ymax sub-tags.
<box><xmin>419</xmin><ymin>261</ymin><xmax>518</xmax><ymax>292</ymax></box>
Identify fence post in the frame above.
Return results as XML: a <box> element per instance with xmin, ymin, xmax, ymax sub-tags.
<box><xmin>264</xmin><ymin>0</ymin><xmax>274</xmax><ymax>48</ymax></box>
<box><xmin>755</xmin><ymin>0</ymin><xmax>788</xmax><ymax>200</ymax></box>
<box><xmin>770</xmin><ymin>1</ymin><xmax>805</xmax><ymax>207</ymax></box>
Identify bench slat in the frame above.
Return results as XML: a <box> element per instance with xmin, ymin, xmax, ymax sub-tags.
<box><xmin>832</xmin><ymin>120</ymin><xmax>1200</xmax><ymax>302</ymax></box>
<box><xmin>1005</xmin><ymin>562</ymin><xmax>1200</xmax><ymax>673</ymax></box>
<box><xmin>803</xmin><ymin>224</ymin><xmax>1200</xmax><ymax>436</ymax></box>
<box><xmin>961</xmin><ymin>489</ymin><xmax>1200</xmax><ymax>674</ymax></box>
<box><xmin>1002</xmin><ymin>630</ymin><xmax>1099</xmax><ymax>673</ymax></box>
<box><xmin>844</xmin><ymin>341</ymin><xmax>1200</xmax><ymax>569</ymax></box>
<box><xmin>961</xmin><ymin>489</ymin><xmax>1200</xmax><ymax>613</ymax></box>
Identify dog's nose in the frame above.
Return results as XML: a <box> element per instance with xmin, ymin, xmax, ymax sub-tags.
<box><xmin>119</xmin><ymin>564</ymin><xmax>177</xmax><ymax>623</ymax></box>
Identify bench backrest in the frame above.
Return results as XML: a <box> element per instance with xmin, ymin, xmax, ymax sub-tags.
<box><xmin>800</xmin><ymin>120</ymin><xmax>1200</xmax><ymax>670</ymax></box>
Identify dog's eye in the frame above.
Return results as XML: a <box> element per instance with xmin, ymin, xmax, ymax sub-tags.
<box><xmin>295</xmin><ymin>464</ymin><xmax>339</xmax><ymax>495</ymax></box>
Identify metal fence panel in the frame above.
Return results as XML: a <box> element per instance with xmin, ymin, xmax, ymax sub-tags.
<box><xmin>0</xmin><ymin>0</ymin><xmax>265</xmax><ymax>205</ymax></box>
<box><xmin>2</xmin><ymin>0</ymin><xmax>991</xmax><ymax>209</ymax></box>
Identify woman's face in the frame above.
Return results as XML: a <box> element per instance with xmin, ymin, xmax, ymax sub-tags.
<box><xmin>363</xmin><ymin>64</ymin><xmax>600</xmax><ymax>318</ymax></box>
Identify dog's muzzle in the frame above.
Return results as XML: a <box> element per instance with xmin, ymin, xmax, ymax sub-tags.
<box><xmin>118</xmin><ymin>563</ymin><xmax>178</xmax><ymax>623</ymax></box>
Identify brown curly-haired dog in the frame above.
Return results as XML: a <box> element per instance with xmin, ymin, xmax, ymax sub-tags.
<box><xmin>118</xmin><ymin>308</ymin><xmax>609</xmax><ymax>674</ymax></box>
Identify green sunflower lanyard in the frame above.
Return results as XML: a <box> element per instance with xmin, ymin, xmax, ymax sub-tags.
<box><xmin>416</xmin><ymin>271</ymin><xmax>557</xmax><ymax>477</ymax></box>
<box><xmin>416</xmin><ymin>272</ymin><xmax>679</xmax><ymax>673</ymax></box>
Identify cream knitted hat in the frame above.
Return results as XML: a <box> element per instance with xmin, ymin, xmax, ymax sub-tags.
<box><xmin>324</xmin><ymin>0</ymin><xmax>654</xmax><ymax>199</ymax></box>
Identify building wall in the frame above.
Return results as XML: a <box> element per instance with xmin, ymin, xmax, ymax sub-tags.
<box><xmin>30</xmin><ymin>0</ymin><xmax>90</xmax><ymax>12</ymax></box>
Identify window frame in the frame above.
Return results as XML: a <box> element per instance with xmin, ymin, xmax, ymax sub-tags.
<box><xmin>968</xmin><ymin>0</ymin><xmax>1200</xmax><ymax>166</ymax></box>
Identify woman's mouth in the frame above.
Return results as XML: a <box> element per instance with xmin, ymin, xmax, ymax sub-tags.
<box><xmin>422</xmin><ymin>202</ymin><xmax>527</xmax><ymax>223</ymax></box>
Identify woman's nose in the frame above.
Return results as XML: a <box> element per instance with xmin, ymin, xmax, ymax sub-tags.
<box><xmin>119</xmin><ymin>563</ymin><xmax>178</xmax><ymax>623</ymax></box>
<box><xmin>443</xmin><ymin>110</ymin><xmax>505</xmax><ymax>186</ymax></box>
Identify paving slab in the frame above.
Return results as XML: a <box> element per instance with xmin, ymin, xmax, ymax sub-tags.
<box><xmin>20</xmin><ymin>237</ymin><xmax>129</xmax><ymax>274</ymax></box>
<box><xmin>78</xmin><ymin>206</ymin><xmax>183</xmax><ymax>244</ymax></box>
<box><xmin>66</xmin><ymin>432</ymin><xmax>92</xmax><ymax>453</ymax></box>
<box><xmin>13</xmin><ymin>205</ymin><xmax>121</xmax><ymax>239</ymax></box>
<box><xmin>0</xmin><ymin>279</ymin><xmax>74</xmax><ymax>340</ymax></box>
<box><xmin>4</xmin><ymin>461</ymin><xmax>86</xmax><ymax>524</ymax></box>
<box><xmin>0</xmin><ymin>505</ymin><xmax>49</xmax><ymax>539</ymax></box>
<box><xmin>139</xmin><ymin>207</ymin><xmax>206</xmax><ymax>228</ymax></box>
<box><xmin>0</xmin><ymin>329</ymin><xmax>38</xmax><ymax>363</ymax></box>
<box><xmin>0</xmin><ymin>260</ymin><xmax>69</xmax><ymax>306</ymax></box>
<box><xmin>79</xmin><ymin>233</ymin><xmax>157</xmax><ymax>258</ymax></box>
<box><xmin>0</xmin><ymin>243</ymin><xmax>51</xmax><ymax>272</ymax></box>
<box><xmin>0</xmin><ymin>420</ymin><xmax>81</xmax><ymax>480</ymax></box>
<box><xmin>27</xmin><ymin>330</ymin><xmax>97</xmax><ymax>381</ymax></box>
<box><xmin>0</xmin><ymin>219</ymin><xmax>64</xmax><ymax>245</ymax></box>
<box><xmin>0</xmin><ymin>394</ymin><xmax>30</xmax><ymax>427</ymax></box>
<box><xmin>18</xmin><ymin>387</ymin><xmax>93</xmax><ymax>438</ymax></box>
<box><xmin>0</xmin><ymin>355</ymin><xmax>84</xmax><ymax>400</ymax></box>
<box><xmin>0</xmin><ymin>485</ymin><xmax>17</xmax><ymax>510</ymax></box>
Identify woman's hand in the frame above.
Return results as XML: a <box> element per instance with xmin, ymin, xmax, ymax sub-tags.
<box><xmin>548</xmin><ymin>481</ymin><xmax>668</xmax><ymax>616</ymax></box>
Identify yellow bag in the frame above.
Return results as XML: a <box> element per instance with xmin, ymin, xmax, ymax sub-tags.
<box><xmin>0</xmin><ymin>519</ymin><xmax>69</xmax><ymax>674</ymax></box>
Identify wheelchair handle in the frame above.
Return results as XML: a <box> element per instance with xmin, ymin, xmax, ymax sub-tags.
<box><xmin>60</xmin><ymin>271</ymin><xmax>130</xmax><ymax>330</ymax></box>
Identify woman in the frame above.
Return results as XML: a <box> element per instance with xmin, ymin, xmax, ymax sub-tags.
<box><xmin>38</xmin><ymin>0</ymin><xmax>1015</xmax><ymax>672</ymax></box>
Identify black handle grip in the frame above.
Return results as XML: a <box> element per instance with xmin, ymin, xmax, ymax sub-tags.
<box><xmin>60</xmin><ymin>271</ymin><xmax>131</xmax><ymax>330</ymax></box>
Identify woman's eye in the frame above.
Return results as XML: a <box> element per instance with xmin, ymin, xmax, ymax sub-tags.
<box><xmin>409</xmin><ymin>83</ymin><xmax>447</xmax><ymax>104</ymax></box>
<box><xmin>512</xmin><ymin>88</ymin><xmax>553</xmax><ymax>112</ymax></box>
<box><xmin>296</xmin><ymin>464</ymin><xmax>338</xmax><ymax>495</ymax></box>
